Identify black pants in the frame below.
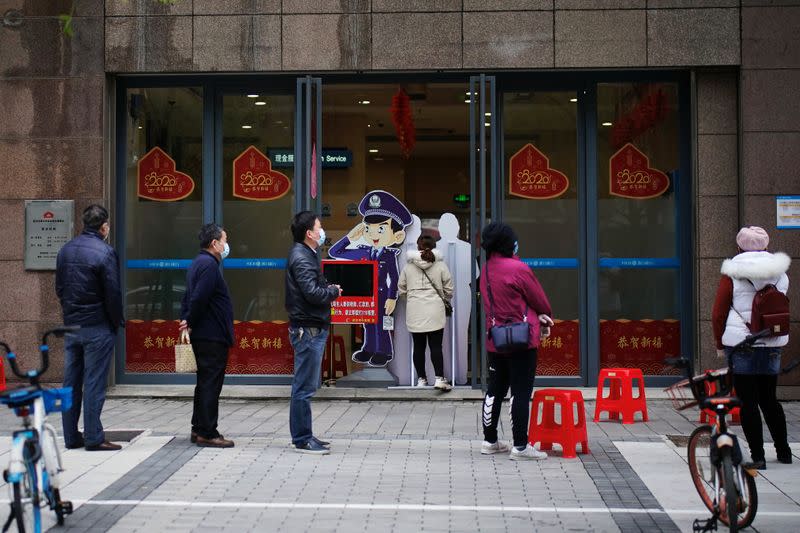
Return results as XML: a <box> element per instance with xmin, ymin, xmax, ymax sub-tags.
<box><xmin>412</xmin><ymin>329</ymin><xmax>444</xmax><ymax>380</ymax></box>
<box><xmin>191</xmin><ymin>340</ymin><xmax>229</xmax><ymax>439</ymax></box>
<box><xmin>482</xmin><ymin>349</ymin><xmax>537</xmax><ymax>448</ymax></box>
<box><xmin>733</xmin><ymin>373</ymin><xmax>789</xmax><ymax>461</ymax></box>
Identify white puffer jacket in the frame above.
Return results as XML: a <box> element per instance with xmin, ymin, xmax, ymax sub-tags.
<box><xmin>398</xmin><ymin>249</ymin><xmax>454</xmax><ymax>333</ymax></box>
<box><xmin>720</xmin><ymin>251</ymin><xmax>791</xmax><ymax>348</ymax></box>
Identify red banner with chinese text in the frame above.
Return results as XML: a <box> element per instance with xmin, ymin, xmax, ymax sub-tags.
<box><xmin>509</xmin><ymin>144</ymin><xmax>570</xmax><ymax>200</ymax></box>
<box><xmin>537</xmin><ymin>320</ymin><xmax>580</xmax><ymax>376</ymax></box>
<box><xmin>125</xmin><ymin>320</ymin><xmax>293</xmax><ymax>374</ymax></box>
<box><xmin>137</xmin><ymin>147</ymin><xmax>195</xmax><ymax>201</ymax></box>
<box><xmin>599</xmin><ymin>319</ymin><xmax>681</xmax><ymax>375</ymax></box>
<box><xmin>232</xmin><ymin>146</ymin><xmax>291</xmax><ymax>201</ymax></box>
<box><xmin>609</xmin><ymin>143</ymin><xmax>670</xmax><ymax>199</ymax></box>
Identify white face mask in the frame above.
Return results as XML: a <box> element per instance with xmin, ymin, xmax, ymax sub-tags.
<box><xmin>317</xmin><ymin>228</ymin><xmax>326</xmax><ymax>247</ymax></box>
<box><xmin>217</xmin><ymin>240</ymin><xmax>230</xmax><ymax>260</ymax></box>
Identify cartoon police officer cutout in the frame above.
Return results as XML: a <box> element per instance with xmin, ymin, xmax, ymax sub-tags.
<box><xmin>328</xmin><ymin>190</ymin><xmax>413</xmax><ymax>367</ymax></box>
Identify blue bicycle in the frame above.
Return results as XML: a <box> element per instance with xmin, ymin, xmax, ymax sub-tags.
<box><xmin>1</xmin><ymin>326</ymin><xmax>78</xmax><ymax>533</ymax></box>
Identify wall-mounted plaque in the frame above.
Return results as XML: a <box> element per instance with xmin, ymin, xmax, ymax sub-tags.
<box><xmin>25</xmin><ymin>200</ymin><xmax>74</xmax><ymax>270</ymax></box>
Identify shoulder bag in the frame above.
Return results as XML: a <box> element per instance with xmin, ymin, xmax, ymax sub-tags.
<box><xmin>418</xmin><ymin>265</ymin><xmax>453</xmax><ymax>317</ymax></box>
<box><xmin>485</xmin><ymin>259</ymin><xmax>529</xmax><ymax>353</ymax></box>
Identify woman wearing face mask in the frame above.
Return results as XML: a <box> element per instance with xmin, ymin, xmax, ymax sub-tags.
<box><xmin>398</xmin><ymin>235</ymin><xmax>454</xmax><ymax>391</ymax></box>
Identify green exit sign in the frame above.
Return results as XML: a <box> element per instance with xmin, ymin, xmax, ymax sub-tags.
<box><xmin>453</xmin><ymin>194</ymin><xmax>470</xmax><ymax>206</ymax></box>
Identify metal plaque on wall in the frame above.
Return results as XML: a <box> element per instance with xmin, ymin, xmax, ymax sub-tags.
<box><xmin>24</xmin><ymin>200</ymin><xmax>74</xmax><ymax>270</ymax></box>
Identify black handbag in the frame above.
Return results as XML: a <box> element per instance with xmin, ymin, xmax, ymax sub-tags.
<box><xmin>485</xmin><ymin>260</ymin><xmax>529</xmax><ymax>353</ymax></box>
<box><xmin>419</xmin><ymin>266</ymin><xmax>453</xmax><ymax>317</ymax></box>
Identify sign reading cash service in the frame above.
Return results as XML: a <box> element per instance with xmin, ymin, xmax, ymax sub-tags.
<box><xmin>25</xmin><ymin>200</ymin><xmax>74</xmax><ymax>270</ymax></box>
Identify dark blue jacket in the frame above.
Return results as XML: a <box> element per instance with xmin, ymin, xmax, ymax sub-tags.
<box><xmin>56</xmin><ymin>230</ymin><xmax>124</xmax><ymax>331</ymax></box>
<box><xmin>181</xmin><ymin>251</ymin><xmax>234</xmax><ymax>347</ymax></box>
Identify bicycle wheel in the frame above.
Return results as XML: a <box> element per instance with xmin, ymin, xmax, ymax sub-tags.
<box><xmin>721</xmin><ymin>452</ymin><xmax>739</xmax><ymax>533</ymax></box>
<box><xmin>687</xmin><ymin>425</ymin><xmax>715</xmax><ymax>513</ymax></box>
<box><xmin>11</xmin><ymin>475</ymin><xmax>36</xmax><ymax>533</ymax></box>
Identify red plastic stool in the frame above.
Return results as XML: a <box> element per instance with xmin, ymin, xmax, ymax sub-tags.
<box><xmin>594</xmin><ymin>368</ymin><xmax>649</xmax><ymax>424</ymax></box>
<box><xmin>0</xmin><ymin>360</ymin><xmax>6</xmax><ymax>391</ymax></box>
<box><xmin>322</xmin><ymin>335</ymin><xmax>348</xmax><ymax>380</ymax></box>
<box><xmin>699</xmin><ymin>371</ymin><xmax>740</xmax><ymax>425</ymax></box>
<box><xmin>528</xmin><ymin>389</ymin><xmax>590</xmax><ymax>459</ymax></box>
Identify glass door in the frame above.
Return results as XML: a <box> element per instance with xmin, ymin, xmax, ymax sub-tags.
<box><xmin>501</xmin><ymin>88</ymin><xmax>585</xmax><ymax>384</ymax></box>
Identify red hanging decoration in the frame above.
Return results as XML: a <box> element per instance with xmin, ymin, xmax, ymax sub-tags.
<box><xmin>390</xmin><ymin>88</ymin><xmax>415</xmax><ymax>159</ymax></box>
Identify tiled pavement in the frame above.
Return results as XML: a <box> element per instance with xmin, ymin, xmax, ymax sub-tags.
<box><xmin>1</xmin><ymin>396</ymin><xmax>799</xmax><ymax>532</ymax></box>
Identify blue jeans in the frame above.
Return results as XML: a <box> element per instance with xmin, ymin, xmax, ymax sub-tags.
<box><xmin>726</xmin><ymin>346</ymin><xmax>781</xmax><ymax>375</ymax></box>
<box><xmin>61</xmin><ymin>325</ymin><xmax>116</xmax><ymax>447</ymax></box>
<box><xmin>289</xmin><ymin>326</ymin><xmax>328</xmax><ymax>446</ymax></box>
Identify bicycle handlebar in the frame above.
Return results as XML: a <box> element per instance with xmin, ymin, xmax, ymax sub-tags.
<box><xmin>0</xmin><ymin>326</ymin><xmax>80</xmax><ymax>384</ymax></box>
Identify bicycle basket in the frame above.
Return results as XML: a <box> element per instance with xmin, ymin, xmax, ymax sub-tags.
<box><xmin>43</xmin><ymin>387</ymin><xmax>72</xmax><ymax>414</ymax></box>
<box><xmin>664</xmin><ymin>379</ymin><xmax>698</xmax><ymax>411</ymax></box>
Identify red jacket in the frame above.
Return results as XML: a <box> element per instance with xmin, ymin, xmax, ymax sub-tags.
<box><xmin>479</xmin><ymin>254</ymin><xmax>552</xmax><ymax>352</ymax></box>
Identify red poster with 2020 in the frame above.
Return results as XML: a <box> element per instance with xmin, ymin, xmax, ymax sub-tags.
<box><xmin>509</xmin><ymin>144</ymin><xmax>569</xmax><ymax>200</ymax></box>
<box><xmin>137</xmin><ymin>147</ymin><xmax>195</xmax><ymax>201</ymax></box>
<box><xmin>233</xmin><ymin>146</ymin><xmax>291</xmax><ymax>201</ymax></box>
<box><xmin>609</xmin><ymin>143</ymin><xmax>670</xmax><ymax>199</ymax></box>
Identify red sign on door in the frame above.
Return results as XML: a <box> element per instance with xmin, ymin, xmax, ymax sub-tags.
<box><xmin>233</xmin><ymin>146</ymin><xmax>291</xmax><ymax>201</ymax></box>
<box><xmin>509</xmin><ymin>144</ymin><xmax>570</xmax><ymax>200</ymax></box>
<box><xmin>609</xmin><ymin>143</ymin><xmax>670</xmax><ymax>199</ymax></box>
<box><xmin>137</xmin><ymin>147</ymin><xmax>195</xmax><ymax>202</ymax></box>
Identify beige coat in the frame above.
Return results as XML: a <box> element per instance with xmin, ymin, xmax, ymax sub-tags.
<box><xmin>398</xmin><ymin>249</ymin><xmax>454</xmax><ymax>333</ymax></box>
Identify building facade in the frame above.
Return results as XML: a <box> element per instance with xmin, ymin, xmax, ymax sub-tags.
<box><xmin>1</xmin><ymin>1</ymin><xmax>798</xmax><ymax>390</ymax></box>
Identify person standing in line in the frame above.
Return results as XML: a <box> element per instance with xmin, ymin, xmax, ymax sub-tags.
<box><xmin>398</xmin><ymin>235</ymin><xmax>454</xmax><ymax>391</ymax></box>
<box><xmin>56</xmin><ymin>204</ymin><xmax>124</xmax><ymax>451</ymax></box>
<box><xmin>712</xmin><ymin>226</ymin><xmax>791</xmax><ymax>470</ymax></box>
<box><xmin>180</xmin><ymin>223</ymin><xmax>235</xmax><ymax>448</ymax></box>
<box><xmin>478</xmin><ymin>222</ymin><xmax>554</xmax><ymax>461</ymax></box>
<box><xmin>285</xmin><ymin>211</ymin><xmax>342</xmax><ymax>454</ymax></box>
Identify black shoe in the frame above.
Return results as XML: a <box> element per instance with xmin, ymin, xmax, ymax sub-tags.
<box><xmin>190</xmin><ymin>431</ymin><xmax>198</xmax><ymax>443</ymax></box>
<box><xmin>742</xmin><ymin>460</ymin><xmax>766</xmax><ymax>471</ymax></box>
<box><xmin>294</xmin><ymin>440</ymin><xmax>330</xmax><ymax>455</ymax></box>
<box><xmin>777</xmin><ymin>452</ymin><xmax>793</xmax><ymax>464</ymax></box>
<box><xmin>352</xmin><ymin>351</ymin><xmax>372</xmax><ymax>363</ymax></box>
<box><xmin>312</xmin><ymin>436</ymin><xmax>330</xmax><ymax>448</ymax></box>
<box><xmin>368</xmin><ymin>353</ymin><xmax>391</xmax><ymax>366</ymax></box>
<box><xmin>65</xmin><ymin>432</ymin><xmax>84</xmax><ymax>449</ymax></box>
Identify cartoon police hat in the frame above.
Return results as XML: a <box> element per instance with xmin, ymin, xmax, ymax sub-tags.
<box><xmin>359</xmin><ymin>190</ymin><xmax>412</xmax><ymax>227</ymax></box>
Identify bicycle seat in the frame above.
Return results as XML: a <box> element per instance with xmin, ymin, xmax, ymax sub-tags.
<box><xmin>700</xmin><ymin>396</ymin><xmax>741</xmax><ymax>412</ymax></box>
<box><xmin>0</xmin><ymin>386</ymin><xmax>43</xmax><ymax>408</ymax></box>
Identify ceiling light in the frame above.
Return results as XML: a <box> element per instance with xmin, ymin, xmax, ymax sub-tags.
<box><xmin>570</xmin><ymin>98</ymin><xmax>578</xmax><ymax>103</ymax></box>
<box><xmin>137</xmin><ymin>126</ymin><xmax>143</xmax><ymax>129</ymax></box>
<box><xmin>247</xmin><ymin>94</ymin><xmax>259</xmax><ymax>98</ymax></box>
<box><xmin>484</xmin><ymin>122</ymin><xmax>491</xmax><ymax>127</ymax></box>
<box><xmin>485</xmin><ymin>112</ymin><xmax>491</xmax><ymax>117</ymax></box>
<box><xmin>602</xmin><ymin>122</ymin><xmax>613</xmax><ymax>127</ymax></box>
<box><xmin>369</xmin><ymin>149</ymin><xmax>379</xmax><ymax>153</ymax></box>
<box><xmin>367</xmin><ymin>124</ymin><xmax>372</xmax><ymax>128</ymax></box>
<box><xmin>255</xmin><ymin>101</ymin><xmax>267</xmax><ymax>106</ymax></box>
<box><xmin>464</xmin><ymin>99</ymin><xmax>471</xmax><ymax>103</ymax></box>
<box><xmin>242</xmin><ymin>125</ymin><xmax>253</xmax><ymax>129</ymax></box>
<box><xmin>275</xmin><ymin>120</ymin><xmax>283</xmax><ymax>125</ymax></box>
<box><xmin>359</xmin><ymin>100</ymin><xmax>371</xmax><ymax>105</ymax></box>
<box><xmin>373</xmin><ymin>157</ymin><xmax>384</xmax><ymax>161</ymax></box>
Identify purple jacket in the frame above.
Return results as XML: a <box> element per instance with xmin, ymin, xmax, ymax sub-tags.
<box><xmin>479</xmin><ymin>254</ymin><xmax>552</xmax><ymax>352</ymax></box>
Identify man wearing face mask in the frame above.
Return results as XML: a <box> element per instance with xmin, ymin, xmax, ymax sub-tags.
<box><xmin>285</xmin><ymin>211</ymin><xmax>342</xmax><ymax>454</ymax></box>
<box><xmin>56</xmin><ymin>204</ymin><xmax>124</xmax><ymax>451</ymax></box>
<box><xmin>180</xmin><ymin>223</ymin><xmax>235</xmax><ymax>448</ymax></box>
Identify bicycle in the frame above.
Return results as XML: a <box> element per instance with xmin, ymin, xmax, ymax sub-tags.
<box><xmin>1</xmin><ymin>326</ymin><xmax>79</xmax><ymax>533</ymax></box>
<box><xmin>665</xmin><ymin>329</ymin><xmax>768</xmax><ymax>533</ymax></box>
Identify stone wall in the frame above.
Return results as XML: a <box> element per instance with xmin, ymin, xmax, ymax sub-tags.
<box><xmin>0</xmin><ymin>0</ymin><xmax>105</xmax><ymax>381</ymax></box>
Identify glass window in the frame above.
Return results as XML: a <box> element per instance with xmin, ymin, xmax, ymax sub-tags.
<box><xmin>503</xmin><ymin>90</ymin><xmax>580</xmax><ymax>376</ymax></box>
<box><xmin>596</xmin><ymin>83</ymin><xmax>681</xmax><ymax>375</ymax></box>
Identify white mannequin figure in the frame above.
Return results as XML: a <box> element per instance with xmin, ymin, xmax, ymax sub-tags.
<box><xmin>388</xmin><ymin>215</ymin><xmax>421</xmax><ymax>385</ymax></box>
<box><xmin>436</xmin><ymin>213</ymin><xmax>474</xmax><ymax>385</ymax></box>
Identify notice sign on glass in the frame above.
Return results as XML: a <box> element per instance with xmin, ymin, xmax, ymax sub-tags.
<box><xmin>322</xmin><ymin>260</ymin><xmax>378</xmax><ymax>324</ymax></box>
<box><xmin>777</xmin><ymin>195</ymin><xmax>800</xmax><ymax>229</ymax></box>
<box><xmin>25</xmin><ymin>200</ymin><xmax>74</xmax><ymax>270</ymax></box>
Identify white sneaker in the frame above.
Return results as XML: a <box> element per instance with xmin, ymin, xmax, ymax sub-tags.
<box><xmin>481</xmin><ymin>440</ymin><xmax>511</xmax><ymax>455</ymax></box>
<box><xmin>433</xmin><ymin>377</ymin><xmax>452</xmax><ymax>391</ymax></box>
<box><xmin>417</xmin><ymin>377</ymin><xmax>428</xmax><ymax>387</ymax></box>
<box><xmin>510</xmin><ymin>445</ymin><xmax>547</xmax><ymax>461</ymax></box>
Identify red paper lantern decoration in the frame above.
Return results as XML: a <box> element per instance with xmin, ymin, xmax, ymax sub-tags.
<box><xmin>390</xmin><ymin>88</ymin><xmax>416</xmax><ymax>159</ymax></box>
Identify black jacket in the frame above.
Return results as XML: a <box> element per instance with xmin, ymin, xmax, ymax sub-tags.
<box><xmin>285</xmin><ymin>242</ymin><xmax>339</xmax><ymax>329</ymax></box>
<box><xmin>181</xmin><ymin>251</ymin><xmax>234</xmax><ymax>347</ymax></box>
<box><xmin>55</xmin><ymin>230</ymin><xmax>124</xmax><ymax>331</ymax></box>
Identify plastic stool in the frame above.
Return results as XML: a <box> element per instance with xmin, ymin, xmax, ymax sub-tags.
<box><xmin>529</xmin><ymin>389</ymin><xmax>590</xmax><ymax>459</ymax></box>
<box><xmin>0</xmin><ymin>361</ymin><xmax>6</xmax><ymax>391</ymax></box>
<box><xmin>322</xmin><ymin>335</ymin><xmax>348</xmax><ymax>380</ymax></box>
<box><xmin>594</xmin><ymin>368</ymin><xmax>649</xmax><ymax>424</ymax></box>
<box><xmin>699</xmin><ymin>371</ymin><xmax>740</xmax><ymax>425</ymax></box>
